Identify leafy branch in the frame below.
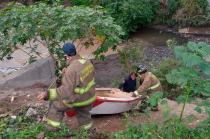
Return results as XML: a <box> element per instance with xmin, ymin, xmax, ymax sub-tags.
<box><xmin>166</xmin><ymin>42</ymin><xmax>210</xmax><ymax>120</ymax></box>
<box><xmin>0</xmin><ymin>3</ymin><xmax>123</xmax><ymax>84</ymax></box>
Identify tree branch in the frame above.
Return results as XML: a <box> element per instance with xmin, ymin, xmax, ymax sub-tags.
<box><xmin>29</xmin><ymin>40</ymin><xmax>43</xmax><ymax>59</ymax></box>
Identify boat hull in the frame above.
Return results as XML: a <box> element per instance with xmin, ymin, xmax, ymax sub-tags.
<box><xmin>66</xmin><ymin>88</ymin><xmax>140</xmax><ymax>117</ymax></box>
<box><xmin>90</xmin><ymin>96</ymin><xmax>140</xmax><ymax>115</ymax></box>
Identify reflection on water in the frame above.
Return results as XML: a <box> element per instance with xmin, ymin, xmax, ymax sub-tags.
<box><xmin>130</xmin><ymin>28</ymin><xmax>187</xmax><ymax>47</ymax></box>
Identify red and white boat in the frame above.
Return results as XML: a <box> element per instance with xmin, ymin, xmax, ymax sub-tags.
<box><xmin>66</xmin><ymin>88</ymin><xmax>141</xmax><ymax>117</ymax></box>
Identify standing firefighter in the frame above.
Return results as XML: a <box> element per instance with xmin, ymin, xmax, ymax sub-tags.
<box><xmin>37</xmin><ymin>43</ymin><xmax>96</xmax><ymax>133</ymax></box>
<box><xmin>133</xmin><ymin>65</ymin><xmax>162</xmax><ymax>111</ymax></box>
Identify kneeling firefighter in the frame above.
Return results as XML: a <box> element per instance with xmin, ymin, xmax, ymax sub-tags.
<box><xmin>37</xmin><ymin>43</ymin><xmax>96</xmax><ymax>133</ymax></box>
<box><xmin>133</xmin><ymin>65</ymin><xmax>162</xmax><ymax>111</ymax></box>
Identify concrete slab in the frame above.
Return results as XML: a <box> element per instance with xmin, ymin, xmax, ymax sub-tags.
<box><xmin>0</xmin><ymin>56</ymin><xmax>55</xmax><ymax>90</ymax></box>
<box><xmin>0</xmin><ymin>38</ymin><xmax>122</xmax><ymax>89</ymax></box>
<box><xmin>0</xmin><ymin>39</ymin><xmax>120</xmax><ymax>73</ymax></box>
<box><xmin>179</xmin><ymin>27</ymin><xmax>210</xmax><ymax>35</ymax></box>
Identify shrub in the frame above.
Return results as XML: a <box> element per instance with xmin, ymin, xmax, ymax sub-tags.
<box><xmin>112</xmin><ymin>118</ymin><xmax>210</xmax><ymax>139</ymax></box>
<box><xmin>118</xmin><ymin>47</ymin><xmax>142</xmax><ymax>72</ymax></box>
<box><xmin>197</xmin><ymin>0</ymin><xmax>209</xmax><ymax>13</ymax></box>
<box><xmin>167</xmin><ymin>0</ymin><xmax>180</xmax><ymax>16</ymax></box>
<box><xmin>0</xmin><ymin>3</ymin><xmax>123</xmax><ymax>82</ymax></box>
<box><xmin>166</xmin><ymin>42</ymin><xmax>210</xmax><ymax>97</ymax></box>
<box><xmin>172</xmin><ymin>0</ymin><xmax>210</xmax><ymax>27</ymax></box>
<box><xmin>70</xmin><ymin>0</ymin><xmax>94</xmax><ymax>6</ymax></box>
<box><xmin>102</xmin><ymin>0</ymin><xmax>159</xmax><ymax>37</ymax></box>
<box><xmin>181</xmin><ymin>0</ymin><xmax>209</xmax><ymax>15</ymax></box>
<box><xmin>69</xmin><ymin>0</ymin><xmax>159</xmax><ymax>36</ymax></box>
<box><xmin>158</xmin><ymin>0</ymin><xmax>210</xmax><ymax>27</ymax></box>
<box><xmin>153</xmin><ymin>58</ymin><xmax>181</xmax><ymax>99</ymax></box>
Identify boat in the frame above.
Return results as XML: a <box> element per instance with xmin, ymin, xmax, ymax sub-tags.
<box><xmin>66</xmin><ymin>88</ymin><xmax>141</xmax><ymax>117</ymax></box>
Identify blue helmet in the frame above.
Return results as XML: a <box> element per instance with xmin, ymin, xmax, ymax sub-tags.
<box><xmin>63</xmin><ymin>43</ymin><xmax>76</xmax><ymax>56</ymax></box>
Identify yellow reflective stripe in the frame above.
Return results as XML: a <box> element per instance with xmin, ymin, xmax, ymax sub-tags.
<box><xmin>49</xmin><ymin>89</ymin><xmax>57</xmax><ymax>101</ymax></box>
<box><xmin>64</xmin><ymin>94</ymin><xmax>96</xmax><ymax>107</ymax></box>
<box><xmin>83</xmin><ymin>122</ymin><xmax>93</xmax><ymax>130</ymax></box>
<box><xmin>74</xmin><ymin>79</ymin><xmax>95</xmax><ymax>94</ymax></box>
<box><xmin>80</xmin><ymin>64</ymin><xmax>94</xmax><ymax>82</ymax></box>
<box><xmin>78</xmin><ymin>59</ymin><xmax>86</xmax><ymax>64</ymax></box>
<box><xmin>149</xmin><ymin>82</ymin><xmax>160</xmax><ymax>90</ymax></box>
<box><xmin>47</xmin><ymin>118</ymin><xmax>60</xmax><ymax>128</ymax></box>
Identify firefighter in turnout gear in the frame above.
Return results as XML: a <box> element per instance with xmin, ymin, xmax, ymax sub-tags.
<box><xmin>37</xmin><ymin>43</ymin><xmax>96</xmax><ymax>132</ymax></box>
<box><xmin>133</xmin><ymin>65</ymin><xmax>162</xmax><ymax>111</ymax></box>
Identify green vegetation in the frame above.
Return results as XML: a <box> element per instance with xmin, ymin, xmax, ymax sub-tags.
<box><xmin>154</xmin><ymin>41</ymin><xmax>210</xmax><ymax>99</ymax></box>
<box><xmin>166</xmin><ymin>42</ymin><xmax>210</xmax><ymax>97</ymax></box>
<box><xmin>101</xmin><ymin>0</ymin><xmax>159</xmax><ymax>36</ymax></box>
<box><xmin>158</xmin><ymin>0</ymin><xmax>210</xmax><ymax>27</ymax></box>
<box><xmin>0</xmin><ymin>115</ymin><xmax>91</xmax><ymax>139</ymax></box>
<box><xmin>166</xmin><ymin>42</ymin><xmax>210</xmax><ymax>121</ymax></box>
<box><xmin>70</xmin><ymin>0</ymin><xmax>95</xmax><ymax>6</ymax></box>
<box><xmin>153</xmin><ymin>58</ymin><xmax>180</xmax><ymax>99</ymax></box>
<box><xmin>70</xmin><ymin>0</ymin><xmax>210</xmax><ymax>28</ymax></box>
<box><xmin>70</xmin><ymin>0</ymin><xmax>159</xmax><ymax>37</ymax></box>
<box><xmin>0</xmin><ymin>2</ymin><xmax>123</xmax><ymax>80</ymax></box>
<box><xmin>118</xmin><ymin>47</ymin><xmax>142</xmax><ymax>72</ymax></box>
<box><xmin>113</xmin><ymin>118</ymin><xmax>210</xmax><ymax>139</ymax></box>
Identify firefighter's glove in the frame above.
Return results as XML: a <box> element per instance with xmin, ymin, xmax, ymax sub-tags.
<box><xmin>147</xmin><ymin>88</ymin><xmax>152</xmax><ymax>94</ymax></box>
<box><xmin>140</xmin><ymin>95</ymin><xmax>149</xmax><ymax>100</ymax></box>
<box><xmin>132</xmin><ymin>91</ymin><xmax>139</xmax><ymax>97</ymax></box>
<box><xmin>37</xmin><ymin>92</ymin><xmax>48</xmax><ymax>101</ymax></box>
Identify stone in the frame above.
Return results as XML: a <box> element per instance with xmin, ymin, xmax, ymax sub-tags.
<box><xmin>37</xmin><ymin>132</ymin><xmax>45</xmax><ymax>139</ymax></box>
<box><xmin>26</xmin><ymin>107</ymin><xmax>37</xmax><ymax>117</ymax></box>
<box><xmin>205</xmin><ymin>56</ymin><xmax>210</xmax><ymax>62</ymax></box>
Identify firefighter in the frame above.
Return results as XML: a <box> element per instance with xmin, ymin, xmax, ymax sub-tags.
<box><xmin>119</xmin><ymin>72</ymin><xmax>137</xmax><ymax>93</ymax></box>
<box><xmin>133</xmin><ymin>65</ymin><xmax>162</xmax><ymax>111</ymax></box>
<box><xmin>37</xmin><ymin>42</ymin><xmax>96</xmax><ymax>134</ymax></box>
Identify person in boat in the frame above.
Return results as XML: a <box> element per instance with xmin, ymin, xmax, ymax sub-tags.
<box><xmin>133</xmin><ymin>65</ymin><xmax>162</xmax><ymax>111</ymax></box>
<box><xmin>119</xmin><ymin>72</ymin><xmax>137</xmax><ymax>93</ymax></box>
<box><xmin>37</xmin><ymin>42</ymin><xmax>96</xmax><ymax>135</ymax></box>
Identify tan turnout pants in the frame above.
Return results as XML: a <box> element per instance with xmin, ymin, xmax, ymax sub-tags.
<box><xmin>46</xmin><ymin>99</ymin><xmax>92</xmax><ymax>130</ymax></box>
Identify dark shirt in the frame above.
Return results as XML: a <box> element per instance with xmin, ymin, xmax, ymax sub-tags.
<box><xmin>119</xmin><ymin>75</ymin><xmax>136</xmax><ymax>93</ymax></box>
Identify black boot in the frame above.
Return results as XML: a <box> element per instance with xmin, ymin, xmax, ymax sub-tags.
<box><xmin>150</xmin><ymin>106</ymin><xmax>158</xmax><ymax>111</ymax></box>
<box><xmin>138</xmin><ymin>99</ymin><xmax>149</xmax><ymax>112</ymax></box>
<box><xmin>87</xmin><ymin>127</ymin><xmax>97</xmax><ymax>139</ymax></box>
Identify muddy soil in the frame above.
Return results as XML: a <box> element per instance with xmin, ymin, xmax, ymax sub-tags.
<box><xmin>0</xmin><ymin>88</ymin><xmax>47</xmax><ymax>116</ymax></box>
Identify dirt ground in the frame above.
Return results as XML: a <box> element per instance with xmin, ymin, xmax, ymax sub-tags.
<box><xmin>0</xmin><ymin>87</ymin><xmax>207</xmax><ymax>136</ymax></box>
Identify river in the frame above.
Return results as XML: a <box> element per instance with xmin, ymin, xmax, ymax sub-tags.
<box><xmin>94</xmin><ymin>27</ymin><xmax>210</xmax><ymax>87</ymax></box>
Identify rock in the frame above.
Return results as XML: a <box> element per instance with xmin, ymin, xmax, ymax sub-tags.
<box><xmin>205</xmin><ymin>56</ymin><xmax>210</xmax><ymax>62</ymax></box>
<box><xmin>37</xmin><ymin>115</ymin><xmax>43</xmax><ymax>122</ymax></box>
<box><xmin>37</xmin><ymin>132</ymin><xmax>45</xmax><ymax>139</ymax></box>
<box><xmin>26</xmin><ymin>107</ymin><xmax>37</xmax><ymax>117</ymax></box>
<box><xmin>10</xmin><ymin>96</ymin><xmax>15</xmax><ymax>103</ymax></box>
<box><xmin>11</xmin><ymin>115</ymin><xmax>17</xmax><ymax>119</ymax></box>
